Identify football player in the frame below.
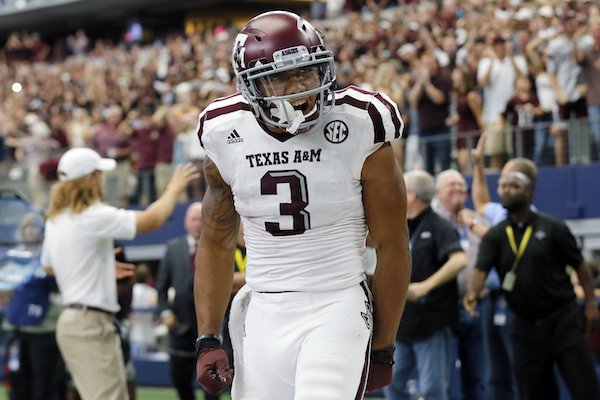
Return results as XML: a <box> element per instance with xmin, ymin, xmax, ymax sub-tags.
<box><xmin>193</xmin><ymin>10</ymin><xmax>411</xmax><ymax>399</ymax></box>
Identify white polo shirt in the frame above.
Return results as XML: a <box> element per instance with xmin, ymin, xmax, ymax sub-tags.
<box><xmin>477</xmin><ymin>55</ymin><xmax>528</xmax><ymax>124</ymax></box>
<box><xmin>41</xmin><ymin>203</ymin><xmax>137</xmax><ymax>313</ymax></box>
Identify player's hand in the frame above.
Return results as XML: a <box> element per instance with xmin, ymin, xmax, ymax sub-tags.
<box><xmin>195</xmin><ymin>337</ymin><xmax>232</xmax><ymax>395</ymax></box>
<box><xmin>366</xmin><ymin>346</ymin><xmax>395</xmax><ymax>392</ymax></box>
<box><xmin>196</xmin><ymin>348</ymin><xmax>232</xmax><ymax>394</ymax></box>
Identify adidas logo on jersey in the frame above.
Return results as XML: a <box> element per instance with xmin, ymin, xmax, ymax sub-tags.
<box><xmin>227</xmin><ymin>130</ymin><xmax>243</xmax><ymax>144</ymax></box>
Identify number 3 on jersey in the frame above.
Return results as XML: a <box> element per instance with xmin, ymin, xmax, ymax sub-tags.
<box><xmin>260</xmin><ymin>170</ymin><xmax>311</xmax><ymax>236</ymax></box>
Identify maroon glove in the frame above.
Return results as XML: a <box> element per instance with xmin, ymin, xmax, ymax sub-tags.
<box><xmin>365</xmin><ymin>347</ymin><xmax>395</xmax><ymax>392</ymax></box>
<box><xmin>195</xmin><ymin>336</ymin><xmax>233</xmax><ymax>395</ymax></box>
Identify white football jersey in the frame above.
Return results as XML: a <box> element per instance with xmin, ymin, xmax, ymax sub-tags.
<box><xmin>198</xmin><ymin>86</ymin><xmax>403</xmax><ymax>292</ymax></box>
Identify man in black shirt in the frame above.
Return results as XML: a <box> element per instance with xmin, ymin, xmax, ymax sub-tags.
<box><xmin>464</xmin><ymin>170</ymin><xmax>600</xmax><ymax>400</ymax></box>
<box><xmin>385</xmin><ymin>170</ymin><xmax>467</xmax><ymax>400</ymax></box>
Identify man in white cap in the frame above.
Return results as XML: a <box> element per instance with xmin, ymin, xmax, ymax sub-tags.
<box><xmin>42</xmin><ymin>147</ymin><xmax>198</xmax><ymax>400</ymax></box>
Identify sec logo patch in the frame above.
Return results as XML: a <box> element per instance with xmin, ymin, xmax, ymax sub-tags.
<box><xmin>324</xmin><ymin>120</ymin><xmax>349</xmax><ymax>144</ymax></box>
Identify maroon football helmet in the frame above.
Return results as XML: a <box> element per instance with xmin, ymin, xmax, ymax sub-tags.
<box><xmin>231</xmin><ymin>11</ymin><xmax>336</xmax><ymax>134</ymax></box>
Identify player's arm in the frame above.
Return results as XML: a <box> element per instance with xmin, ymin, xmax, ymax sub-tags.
<box><xmin>362</xmin><ymin>142</ymin><xmax>411</xmax><ymax>350</ymax></box>
<box><xmin>232</xmin><ymin>272</ymin><xmax>247</xmax><ymax>294</ymax></box>
<box><xmin>194</xmin><ymin>157</ymin><xmax>240</xmax><ymax>336</ymax></box>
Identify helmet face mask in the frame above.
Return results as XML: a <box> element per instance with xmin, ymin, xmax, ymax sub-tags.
<box><xmin>256</xmin><ymin>65</ymin><xmax>321</xmax><ymax>98</ymax></box>
<box><xmin>232</xmin><ymin>11</ymin><xmax>336</xmax><ymax>134</ymax></box>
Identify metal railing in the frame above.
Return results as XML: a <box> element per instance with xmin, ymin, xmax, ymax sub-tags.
<box><xmin>404</xmin><ymin>115</ymin><xmax>600</xmax><ymax>175</ymax></box>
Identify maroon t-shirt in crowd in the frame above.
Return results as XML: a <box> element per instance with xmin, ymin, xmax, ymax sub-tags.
<box><xmin>132</xmin><ymin>124</ymin><xmax>175</xmax><ymax>170</ymax></box>
<box><xmin>456</xmin><ymin>93</ymin><xmax>480</xmax><ymax>134</ymax></box>
<box><xmin>456</xmin><ymin>92</ymin><xmax>481</xmax><ymax>149</ymax></box>
<box><xmin>156</xmin><ymin>125</ymin><xmax>174</xmax><ymax>164</ymax></box>
<box><xmin>582</xmin><ymin>46</ymin><xmax>600</xmax><ymax>106</ymax></box>
<box><xmin>503</xmin><ymin>94</ymin><xmax>540</xmax><ymax>158</ymax></box>
<box><xmin>131</xmin><ymin>126</ymin><xmax>159</xmax><ymax>171</ymax></box>
<box><xmin>92</xmin><ymin>123</ymin><xmax>131</xmax><ymax>160</ymax></box>
<box><xmin>417</xmin><ymin>73</ymin><xmax>453</xmax><ymax>133</ymax></box>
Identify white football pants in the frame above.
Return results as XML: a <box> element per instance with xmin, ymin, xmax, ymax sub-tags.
<box><xmin>229</xmin><ymin>282</ymin><xmax>373</xmax><ymax>400</ymax></box>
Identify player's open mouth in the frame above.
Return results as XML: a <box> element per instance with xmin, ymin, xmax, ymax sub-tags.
<box><xmin>291</xmin><ymin>99</ymin><xmax>311</xmax><ymax>114</ymax></box>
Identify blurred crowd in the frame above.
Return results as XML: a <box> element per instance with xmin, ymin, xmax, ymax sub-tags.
<box><xmin>1</xmin><ymin>1</ymin><xmax>600</xmax><ymax>399</ymax></box>
<box><xmin>0</xmin><ymin>0</ymin><xmax>599</xmax><ymax>211</ymax></box>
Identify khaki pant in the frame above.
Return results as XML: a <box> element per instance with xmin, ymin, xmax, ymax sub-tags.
<box><xmin>483</xmin><ymin>121</ymin><xmax>512</xmax><ymax>156</ymax></box>
<box><xmin>154</xmin><ymin>162</ymin><xmax>172</xmax><ymax>196</ymax></box>
<box><xmin>56</xmin><ymin>308</ymin><xmax>128</xmax><ymax>400</ymax></box>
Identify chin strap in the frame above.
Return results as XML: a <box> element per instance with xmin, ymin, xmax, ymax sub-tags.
<box><xmin>270</xmin><ymin>100</ymin><xmax>305</xmax><ymax>134</ymax></box>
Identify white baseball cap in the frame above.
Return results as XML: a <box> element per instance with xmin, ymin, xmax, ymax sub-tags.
<box><xmin>57</xmin><ymin>148</ymin><xmax>116</xmax><ymax>182</ymax></box>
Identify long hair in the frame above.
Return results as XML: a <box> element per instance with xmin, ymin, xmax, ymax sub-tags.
<box><xmin>454</xmin><ymin>67</ymin><xmax>477</xmax><ymax>95</ymax></box>
<box><xmin>47</xmin><ymin>172</ymin><xmax>103</xmax><ymax>219</ymax></box>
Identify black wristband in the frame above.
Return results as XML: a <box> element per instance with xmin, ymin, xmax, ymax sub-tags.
<box><xmin>195</xmin><ymin>334</ymin><xmax>222</xmax><ymax>356</ymax></box>
<box><xmin>371</xmin><ymin>346</ymin><xmax>395</xmax><ymax>365</ymax></box>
